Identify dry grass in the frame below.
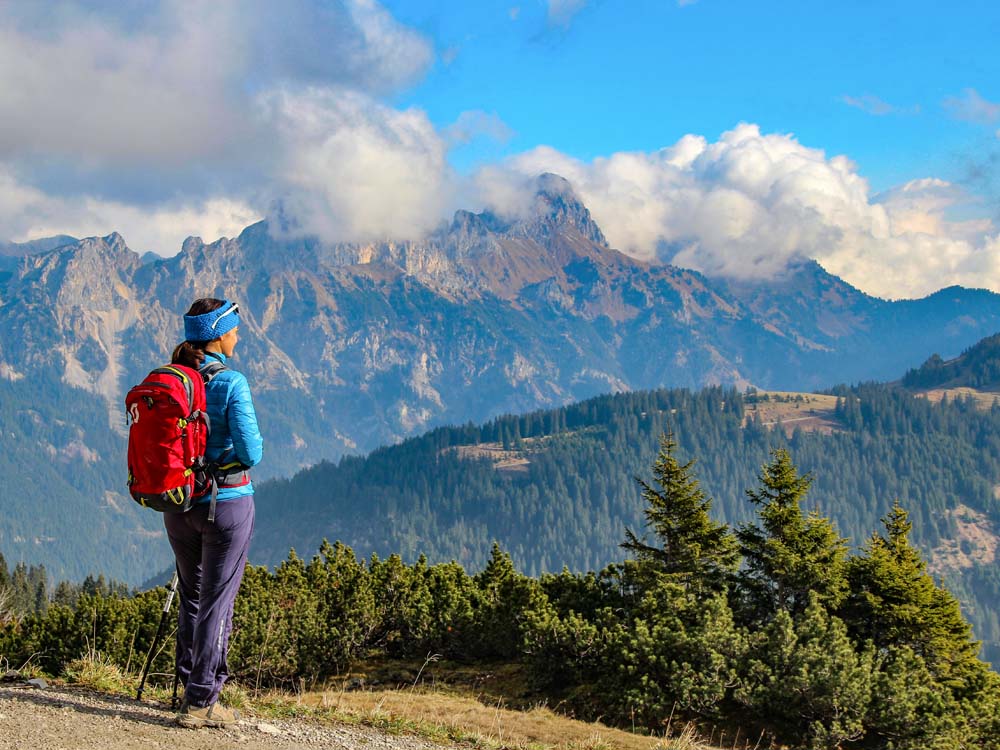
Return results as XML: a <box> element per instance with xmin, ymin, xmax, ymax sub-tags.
<box><xmin>450</xmin><ymin>442</ymin><xmax>533</xmax><ymax>474</ymax></box>
<box><xmin>41</xmin><ymin>651</ymin><xmax>725</xmax><ymax>750</ymax></box>
<box><xmin>929</xmin><ymin>503</ymin><xmax>1000</xmax><ymax>574</ymax></box>
<box><xmin>916</xmin><ymin>387</ymin><xmax>1000</xmax><ymax>411</ymax></box>
<box><xmin>744</xmin><ymin>391</ymin><xmax>841</xmax><ymax>435</ymax></box>
<box><xmin>272</xmin><ymin>687</ymin><xmax>716</xmax><ymax>750</ymax></box>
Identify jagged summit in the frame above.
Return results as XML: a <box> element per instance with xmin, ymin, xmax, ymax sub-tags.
<box><xmin>98</xmin><ymin>232</ymin><xmax>131</xmax><ymax>254</ymax></box>
<box><xmin>513</xmin><ymin>173</ymin><xmax>608</xmax><ymax>248</ymax></box>
<box><xmin>534</xmin><ymin>171</ymin><xmax>574</xmax><ymax>197</ymax></box>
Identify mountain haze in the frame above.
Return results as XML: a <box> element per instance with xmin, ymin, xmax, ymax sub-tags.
<box><xmin>3</xmin><ymin>174</ymin><xmax>1000</xmax><ymax>582</ymax></box>
<box><xmin>0</xmin><ymin>234</ymin><xmax>77</xmax><ymax>276</ymax></box>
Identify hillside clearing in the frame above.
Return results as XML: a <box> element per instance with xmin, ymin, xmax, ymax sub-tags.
<box><xmin>916</xmin><ymin>387</ymin><xmax>1000</xmax><ymax>410</ymax></box>
<box><xmin>744</xmin><ymin>391</ymin><xmax>842</xmax><ymax>435</ymax></box>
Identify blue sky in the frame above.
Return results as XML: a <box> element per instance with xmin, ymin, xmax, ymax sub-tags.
<box><xmin>0</xmin><ymin>0</ymin><xmax>998</xmax><ymax>299</ymax></box>
<box><xmin>391</xmin><ymin>0</ymin><xmax>998</xmax><ymax>189</ymax></box>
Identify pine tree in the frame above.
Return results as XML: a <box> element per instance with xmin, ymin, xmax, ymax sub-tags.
<box><xmin>735</xmin><ymin>594</ymin><xmax>872</xmax><ymax>749</ymax></box>
<box><xmin>736</xmin><ymin>449</ymin><xmax>849</xmax><ymax>622</ymax></box>
<box><xmin>844</xmin><ymin>501</ymin><xmax>984</xmax><ymax>693</ymax></box>
<box><xmin>33</xmin><ymin>577</ymin><xmax>48</xmax><ymax>617</ymax></box>
<box><xmin>472</xmin><ymin>543</ymin><xmax>539</xmax><ymax>658</ymax></box>
<box><xmin>622</xmin><ymin>432</ymin><xmax>738</xmax><ymax>594</ymax></box>
<box><xmin>51</xmin><ymin>580</ymin><xmax>77</xmax><ymax>608</ymax></box>
<box><xmin>866</xmin><ymin>645</ymin><xmax>969</xmax><ymax>749</ymax></box>
<box><xmin>11</xmin><ymin>562</ymin><xmax>30</xmax><ymax>615</ymax></box>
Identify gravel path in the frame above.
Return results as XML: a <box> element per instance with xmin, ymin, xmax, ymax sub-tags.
<box><xmin>0</xmin><ymin>684</ymin><xmax>451</xmax><ymax>750</ymax></box>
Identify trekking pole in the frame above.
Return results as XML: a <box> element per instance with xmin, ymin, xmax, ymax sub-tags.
<box><xmin>171</xmin><ymin>662</ymin><xmax>181</xmax><ymax>709</ymax></box>
<box><xmin>136</xmin><ymin>572</ymin><xmax>178</xmax><ymax>701</ymax></box>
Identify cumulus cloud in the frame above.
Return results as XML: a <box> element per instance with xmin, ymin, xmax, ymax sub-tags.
<box><xmin>477</xmin><ymin>124</ymin><xmax>1000</xmax><ymax>299</ymax></box>
<box><xmin>0</xmin><ymin>1</ymin><xmax>430</xmax><ymax>165</ymax></box>
<box><xmin>943</xmin><ymin>88</ymin><xmax>1000</xmax><ymax>124</ymax></box>
<box><xmin>0</xmin><ymin>0</ymin><xmax>437</xmax><ymax>252</ymax></box>
<box><xmin>0</xmin><ymin>168</ymin><xmax>258</xmax><ymax>254</ymax></box>
<box><xmin>259</xmin><ymin>87</ymin><xmax>453</xmax><ymax>243</ymax></box>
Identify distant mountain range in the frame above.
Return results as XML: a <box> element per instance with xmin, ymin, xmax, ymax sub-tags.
<box><xmin>3</xmin><ymin>173</ymin><xmax>1000</xmax><ymax>583</ymax></box>
<box><xmin>0</xmin><ymin>235</ymin><xmax>77</xmax><ymax>274</ymax></box>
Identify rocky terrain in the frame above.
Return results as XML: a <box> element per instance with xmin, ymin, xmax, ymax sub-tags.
<box><xmin>0</xmin><ymin>684</ymin><xmax>446</xmax><ymax>750</ymax></box>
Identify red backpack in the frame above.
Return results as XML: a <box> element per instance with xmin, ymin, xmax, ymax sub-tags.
<box><xmin>125</xmin><ymin>364</ymin><xmax>213</xmax><ymax>515</ymax></box>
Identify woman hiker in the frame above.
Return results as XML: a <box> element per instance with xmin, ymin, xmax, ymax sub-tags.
<box><xmin>167</xmin><ymin>298</ymin><xmax>263</xmax><ymax>728</ymax></box>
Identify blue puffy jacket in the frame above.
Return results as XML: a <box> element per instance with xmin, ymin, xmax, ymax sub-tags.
<box><xmin>198</xmin><ymin>351</ymin><xmax>263</xmax><ymax>502</ymax></box>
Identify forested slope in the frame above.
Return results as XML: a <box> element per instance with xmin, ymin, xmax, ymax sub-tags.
<box><xmin>252</xmin><ymin>382</ymin><xmax>1000</xmax><ymax>661</ymax></box>
<box><xmin>903</xmin><ymin>332</ymin><xmax>1000</xmax><ymax>389</ymax></box>
<box><xmin>0</xmin><ymin>376</ymin><xmax>170</xmax><ymax>583</ymax></box>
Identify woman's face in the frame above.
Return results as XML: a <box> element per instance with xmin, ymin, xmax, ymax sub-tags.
<box><xmin>219</xmin><ymin>326</ymin><xmax>239</xmax><ymax>357</ymax></box>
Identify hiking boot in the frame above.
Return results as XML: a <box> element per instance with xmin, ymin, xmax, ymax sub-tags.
<box><xmin>176</xmin><ymin>700</ymin><xmax>240</xmax><ymax>729</ymax></box>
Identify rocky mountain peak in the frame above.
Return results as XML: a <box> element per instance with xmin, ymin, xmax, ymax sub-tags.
<box><xmin>513</xmin><ymin>173</ymin><xmax>608</xmax><ymax>248</ymax></box>
<box><xmin>442</xmin><ymin>209</ymin><xmax>510</xmax><ymax>258</ymax></box>
<box><xmin>28</xmin><ymin>233</ymin><xmax>141</xmax><ymax>308</ymax></box>
<box><xmin>181</xmin><ymin>235</ymin><xmax>205</xmax><ymax>255</ymax></box>
<box><xmin>101</xmin><ymin>232</ymin><xmax>129</xmax><ymax>252</ymax></box>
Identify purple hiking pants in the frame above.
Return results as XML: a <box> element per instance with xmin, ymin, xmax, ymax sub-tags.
<box><xmin>164</xmin><ymin>495</ymin><xmax>254</xmax><ymax>708</ymax></box>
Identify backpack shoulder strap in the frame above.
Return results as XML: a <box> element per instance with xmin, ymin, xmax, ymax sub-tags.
<box><xmin>151</xmin><ymin>365</ymin><xmax>195</xmax><ymax>412</ymax></box>
<box><xmin>200</xmin><ymin>360</ymin><xmax>228</xmax><ymax>384</ymax></box>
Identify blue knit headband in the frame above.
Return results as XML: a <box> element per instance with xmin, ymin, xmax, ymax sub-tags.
<box><xmin>184</xmin><ymin>300</ymin><xmax>241</xmax><ymax>342</ymax></box>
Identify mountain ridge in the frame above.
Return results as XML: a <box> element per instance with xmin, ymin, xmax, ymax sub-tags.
<box><xmin>4</xmin><ymin>175</ymin><xmax>1000</xmax><ymax>456</ymax></box>
<box><xmin>4</xmin><ymin>173</ymin><xmax>1000</xmax><ymax>583</ymax></box>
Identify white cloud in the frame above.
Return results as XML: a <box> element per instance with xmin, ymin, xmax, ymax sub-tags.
<box><xmin>547</xmin><ymin>0</ymin><xmax>587</xmax><ymax>27</ymax></box>
<box><xmin>0</xmin><ymin>0</ymin><xmax>436</xmax><ymax>251</ymax></box>
<box><xmin>443</xmin><ymin>111</ymin><xmax>515</xmax><ymax>146</ymax></box>
<box><xmin>259</xmin><ymin>88</ymin><xmax>454</xmax><ymax>244</ymax></box>
<box><xmin>843</xmin><ymin>94</ymin><xmax>897</xmax><ymax>116</ymax></box>
<box><xmin>943</xmin><ymin>88</ymin><xmax>1000</xmax><ymax>124</ymax></box>
<box><xmin>0</xmin><ymin>168</ymin><xmax>258</xmax><ymax>254</ymax></box>
<box><xmin>0</xmin><ymin>1</ymin><xmax>430</xmax><ymax>167</ymax></box>
<box><xmin>479</xmin><ymin>124</ymin><xmax>1000</xmax><ymax>299</ymax></box>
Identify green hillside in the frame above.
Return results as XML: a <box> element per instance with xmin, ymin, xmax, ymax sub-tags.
<box><xmin>252</xmin><ymin>383</ymin><xmax>1000</xmax><ymax>663</ymax></box>
<box><xmin>0</xmin><ymin>376</ymin><xmax>170</xmax><ymax>583</ymax></box>
<box><xmin>903</xmin><ymin>332</ymin><xmax>1000</xmax><ymax>389</ymax></box>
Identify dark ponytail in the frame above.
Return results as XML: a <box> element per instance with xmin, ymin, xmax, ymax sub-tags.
<box><xmin>171</xmin><ymin>341</ymin><xmax>207</xmax><ymax>369</ymax></box>
<box><xmin>171</xmin><ymin>297</ymin><xmax>225</xmax><ymax>369</ymax></box>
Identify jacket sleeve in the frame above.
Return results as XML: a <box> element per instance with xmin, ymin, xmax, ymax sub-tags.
<box><xmin>226</xmin><ymin>372</ymin><xmax>263</xmax><ymax>468</ymax></box>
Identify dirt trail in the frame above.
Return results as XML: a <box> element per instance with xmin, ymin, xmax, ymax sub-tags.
<box><xmin>0</xmin><ymin>685</ymin><xmax>448</xmax><ymax>750</ymax></box>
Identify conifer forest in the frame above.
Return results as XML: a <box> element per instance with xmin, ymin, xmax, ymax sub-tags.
<box><xmin>4</xmin><ymin>428</ymin><xmax>1000</xmax><ymax>748</ymax></box>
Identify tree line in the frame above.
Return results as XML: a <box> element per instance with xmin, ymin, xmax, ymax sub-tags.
<box><xmin>251</xmin><ymin>382</ymin><xmax>1000</xmax><ymax>663</ymax></box>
